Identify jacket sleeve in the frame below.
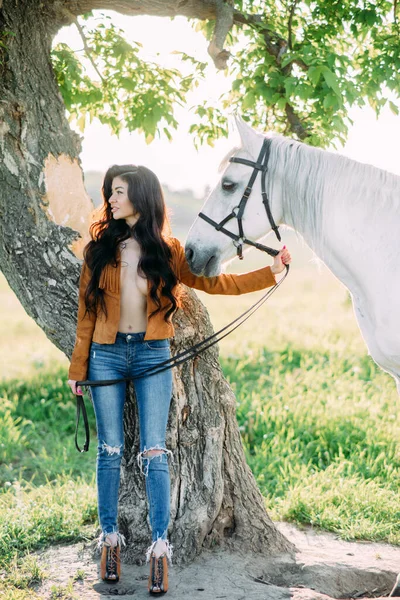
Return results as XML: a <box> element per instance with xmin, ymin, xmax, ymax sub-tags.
<box><xmin>68</xmin><ymin>260</ymin><xmax>96</xmax><ymax>382</ymax></box>
<box><xmin>173</xmin><ymin>238</ymin><xmax>276</xmax><ymax>294</ymax></box>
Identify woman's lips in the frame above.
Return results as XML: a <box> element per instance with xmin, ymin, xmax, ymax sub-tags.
<box><xmin>111</xmin><ymin>207</ymin><xmax>119</xmax><ymax>213</ymax></box>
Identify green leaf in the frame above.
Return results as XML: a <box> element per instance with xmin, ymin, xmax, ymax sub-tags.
<box><xmin>321</xmin><ymin>67</ymin><xmax>341</xmax><ymax>97</ymax></box>
<box><xmin>232</xmin><ymin>79</ymin><xmax>242</xmax><ymax>92</ymax></box>
<box><xmin>276</xmin><ymin>97</ymin><xmax>287</xmax><ymax>110</ymax></box>
<box><xmin>120</xmin><ymin>78</ymin><xmax>136</xmax><ymax>92</ymax></box>
<box><xmin>163</xmin><ymin>127</ymin><xmax>173</xmax><ymax>141</ymax></box>
<box><xmin>242</xmin><ymin>91</ymin><xmax>256</xmax><ymax>110</ymax></box>
<box><xmin>308</xmin><ymin>66</ymin><xmax>322</xmax><ymax>86</ymax></box>
<box><xmin>364</xmin><ymin>9</ymin><xmax>378</xmax><ymax>27</ymax></box>
<box><xmin>323</xmin><ymin>93</ymin><xmax>339</xmax><ymax>110</ymax></box>
<box><xmin>260</xmin><ymin>87</ymin><xmax>275</xmax><ymax>103</ymax></box>
<box><xmin>389</xmin><ymin>101</ymin><xmax>399</xmax><ymax>116</ymax></box>
<box><xmin>284</xmin><ymin>77</ymin><xmax>296</xmax><ymax>97</ymax></box>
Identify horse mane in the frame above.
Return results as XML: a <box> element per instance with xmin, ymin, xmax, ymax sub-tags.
<box><xmin>267</xmin><ymin>134</ymin><xmax>400</xmax><ymax>247</ymax></box>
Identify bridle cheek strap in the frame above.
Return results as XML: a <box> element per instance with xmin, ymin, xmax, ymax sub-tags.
<box><xmin>198</xmin><ymin>138</ymin><xmax>281</xmax><ymax>259</ymax></box>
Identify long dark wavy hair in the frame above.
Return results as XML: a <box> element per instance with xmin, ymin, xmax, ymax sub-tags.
<box><xmin>83</xmin><ymin>164</ymin><xmax>179</xmax><ymax>321</ymax></box>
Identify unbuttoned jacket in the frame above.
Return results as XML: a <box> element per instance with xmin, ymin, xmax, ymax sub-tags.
<box><xmin>68</xmin><ymin>237</ymin><xmax>276</xmax><ymax>381</ymax></box>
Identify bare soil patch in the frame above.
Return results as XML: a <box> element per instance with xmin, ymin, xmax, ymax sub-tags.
<box><xmin>33</xmin><ymin>522</ymin><xmax>400</xmax><ymax>599</ymax></box>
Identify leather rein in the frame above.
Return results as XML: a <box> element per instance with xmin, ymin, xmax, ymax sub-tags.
<box><xmin>74</xmin><ymin>137</ymin><xmax>289</xmax><ymax>453</ymax></box>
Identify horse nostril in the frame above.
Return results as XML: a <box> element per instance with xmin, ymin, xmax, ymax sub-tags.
<box><xmin>185</xmin><ymin>245</ymin><xmax>194</xmax><ymax>264</ymax></box>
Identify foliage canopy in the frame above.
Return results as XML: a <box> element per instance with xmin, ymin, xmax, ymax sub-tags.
<box><xmin>51</xmin><ymin>1</ymin><xmax>400</xmax><ymax>148</ymax></box>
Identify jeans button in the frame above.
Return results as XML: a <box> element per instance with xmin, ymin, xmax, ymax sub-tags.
<box><xmin>127</xmin><ymin>335</ymin><xmax>131</xmax><ymax>340</ymax></box>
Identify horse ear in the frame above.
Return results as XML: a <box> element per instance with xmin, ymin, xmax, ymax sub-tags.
<box><xmin>234</xmin><ymin>114</ymin><xmax>258</xmax><ymax>147</ymax></box>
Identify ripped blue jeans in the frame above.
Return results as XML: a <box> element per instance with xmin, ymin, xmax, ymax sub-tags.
<box><xmin>88</xmin><ymin>331</ymin><xmax>172</xmax><ymax>542</ymax></box>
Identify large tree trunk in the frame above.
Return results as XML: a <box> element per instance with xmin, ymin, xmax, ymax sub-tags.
<box><xmin>120</xmin><ymin>288</ymin><xmax>294</xmax><ymax>563</ymax></box>
<box><xmin>0</xmin><ymin>0</ymin><xmax>294</xmax><ymax>564</ymax></box>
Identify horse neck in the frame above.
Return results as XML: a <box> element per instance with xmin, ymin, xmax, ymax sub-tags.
<box><xmin>270</xmin><ymin>137</ymin><xmax>400</xmax><ymax>290</ymax></box>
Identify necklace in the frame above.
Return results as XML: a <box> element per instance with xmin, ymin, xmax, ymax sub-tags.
<box><xmin>119</xmin><ymin>238</ymin><xmax>141</xmax><ymax>270</ymax></box>
<box><xmin>119</xmin><ymin>238</ymin><xmax>136</xmax><ymax>250</ymax></box>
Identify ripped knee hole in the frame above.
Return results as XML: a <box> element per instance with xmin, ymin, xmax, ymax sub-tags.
<box><xmin>136</xmin><ymin>446</ymin><xmax>173</xmax><ymax>475</ymax></box>
<box><xmin>100</xmin><ymin>441</ymin><xmax>123</xmax><ymax>456</ymax></box>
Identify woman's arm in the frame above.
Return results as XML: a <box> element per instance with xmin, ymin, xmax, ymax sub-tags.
<box><xmin>173</xmin><ymin>238</ymin><xmax>278</xmax><ymax>295</ymax></box>
<box><xmin>68</xmin><ymin>261</ymin><xmax>97</xmax><ymax>381</ymax></box>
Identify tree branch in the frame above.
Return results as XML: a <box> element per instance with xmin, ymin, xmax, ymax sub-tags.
<box><xmin>61</xmin><ymin>0</ymin><xmax>217</xmax><ymax>20</ymax></box>
<box><xmin>287</xmin><ymin>0</ymin><xmax>299</xmax><ymax>51</ymax></box>
<box><xmin>61</xmin><ymin>1</ymin><xmax>299</xmax><ymax>70</ymax></box>
<box><xmin>232</xmin><ymin>8</ymin><xmax>310</xmax><ymax>139</ymax></box>
<box><xmin>207</xmin><ymin>0</ymin><xmax>234</xmax><ymax>69</ymax></box>
<box><xmin>60</xmin><ymin>7</ymin><xmax>105</xmax><ymax>82</ymax></box>
<box><xmin>232</xmin><ymin>10</ymin><xmax>284</xmax><ymax>67</ymax></box>
<box><xmin>285</xmin><ymin>103</ymin><xmax>308</xmax><ymax>140</ymax></box>
<box><xmin>61</xmin><ymin>0</ymin><xmax>233</xmax><ymax>68</ymax></box>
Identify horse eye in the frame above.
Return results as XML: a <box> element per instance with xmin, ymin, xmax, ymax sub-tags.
<box><xmin>222</xmin><ymin>180</ymin><xmax>236</xmax><ymax>192</ymax></box>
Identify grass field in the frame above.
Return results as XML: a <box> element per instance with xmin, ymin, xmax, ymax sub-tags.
<box><xmin>1</xmin><ymin>232</ymin><xmax>399</xmax><ymax>597</ymax></box>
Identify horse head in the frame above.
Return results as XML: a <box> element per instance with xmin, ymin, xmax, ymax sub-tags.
<box><xmin>185</xmin><ymin>117</ymin><xmax>284</xmax><ymax>276</ymax></box>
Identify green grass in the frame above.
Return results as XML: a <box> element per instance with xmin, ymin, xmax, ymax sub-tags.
<box><xmin>221</xmin><ymin>345</ymin><xmax>400</xmax><ymax>542</ymax></box>
<box><xmin>0</xmin><ymin>476</ymin><xmax>96</xmax><ymax>596</ymax></box>
<box><xmin>1</xmin><ymin>246</ymin><xmax>400</xmax><ymax>595</ymax></box>
<box><xmin>0</xmin><ymin>477</ymin><xmax>96</xmax><ymax>564</ymax></box>
<box><xmin>4</xmin><ymin>554</ymin><xmax>47</xmax><ymax>590</ymax></box>
<box><xmin>0</xmin><ymin>369</ymin><xmax>96</xmax><ymax>485</ymax></box>
<box><xmin>0</xmin><ymin>368</ymin><xmax>97</xmax><ymax>596</ymax></box>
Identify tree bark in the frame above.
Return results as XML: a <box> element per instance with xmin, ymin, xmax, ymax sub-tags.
<box><xmin>0</xmin><ymin>0</ymin><xmax>294</xmax><ymax>564</ymax></box>
<box><xmin>0</xmin><ymin>0</ymin><xmax>92</xmax><ymax>348</ymax></box>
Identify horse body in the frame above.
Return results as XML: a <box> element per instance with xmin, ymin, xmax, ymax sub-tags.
<box><xmin>185</xmin><ymin>119</ymin><xmax>400</xmax><ymax>390</ymax></box>
<box><xmin>309</xmin><ymin>184</ymin><xmax>400</xmax><ymax>390</ymax></box>
<box><xmin>274</xmin><ymin>135</ymin><xmax>400</xmax><ymax>388</ymax></box>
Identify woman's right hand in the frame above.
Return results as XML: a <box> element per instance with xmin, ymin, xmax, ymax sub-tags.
<box><xmin>271</xmin><ymin>245</ymin><xmax>292</xmax><ymax>274</ymax></box>
<box><xmin>67</xmin><ymin>380</ymin><xmax>83</xmax><ymax>395</ymax></box>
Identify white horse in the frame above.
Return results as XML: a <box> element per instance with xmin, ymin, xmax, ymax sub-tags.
<box><xmin>185</xmin><ymin>118</ymin><xmax>400</xmax><ymax>392</ymax></box>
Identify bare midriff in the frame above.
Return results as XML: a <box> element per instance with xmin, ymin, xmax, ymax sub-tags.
<box><xmin>118</xmin><ymin>238</ymin><xmax>148</xmax><ymax>333</ymax></box>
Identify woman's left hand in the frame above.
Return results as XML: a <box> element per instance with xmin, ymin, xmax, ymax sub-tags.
<box><xmin>271</xmin><ymin>246</ymin><xmax>292</xmax><ymax>275</ymax></box>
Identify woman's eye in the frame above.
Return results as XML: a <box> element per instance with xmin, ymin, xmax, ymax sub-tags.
<box><xmin>222</xmin><ymin>181</ymin><xmax>236</xmax><ymax>192</ymax></box>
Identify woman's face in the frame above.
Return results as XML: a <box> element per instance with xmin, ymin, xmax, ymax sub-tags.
<box><xmin>109</xmin><ymin>176</ymin><xmax>139</xmax><ymax>226</ymax></box>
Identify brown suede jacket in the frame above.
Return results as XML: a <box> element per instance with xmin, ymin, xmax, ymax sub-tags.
<box><xmin>68</xmin><ymin>237</ymin><xmax>276</xmax><ymax>381</ymax></box>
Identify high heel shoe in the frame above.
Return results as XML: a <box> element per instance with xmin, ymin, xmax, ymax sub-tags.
<box><xmin>98</xmin><ymin>532</ymin><xmax>126</xmax><ymax>583</ymax></box>
<box><xmin>146</xmin><ymin>539</ymin><xmax>173</xmax><ymax>595</ymax></box>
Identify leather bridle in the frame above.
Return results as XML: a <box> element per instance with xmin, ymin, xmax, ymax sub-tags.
<box><xmin>198</xmin><ymin>137</ymin><xmax>281</xmax><ymax>259</ymax></box>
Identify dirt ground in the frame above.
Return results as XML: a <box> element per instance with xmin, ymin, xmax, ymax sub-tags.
<box><xmin>33</xmin><ymin>522</ymin><xmax>400</xmax><ymax>599</ymax></box>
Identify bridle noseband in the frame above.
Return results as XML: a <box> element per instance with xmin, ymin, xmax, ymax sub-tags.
<box><xmin>198</xmin><ymin>138</ymin><xmax>281</xmax><ymax>259</ymax></box>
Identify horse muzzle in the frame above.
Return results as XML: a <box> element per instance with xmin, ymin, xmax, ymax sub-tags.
<box><xmin>185</xmin><ymin>244</ymin><xmax>222</xmax><ymax>277</ymax></box>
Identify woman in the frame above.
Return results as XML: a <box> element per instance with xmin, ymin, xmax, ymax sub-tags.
<box><xmin>67</xmin><ymin>164</ymin><xmax>291</xmax><ymax>594</ymax></box>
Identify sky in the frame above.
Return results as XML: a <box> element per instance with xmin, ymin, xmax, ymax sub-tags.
<box><xmin>55</xmin><ymin>12</ymin><xmax>400</xmax><ymax>197</ymax></box>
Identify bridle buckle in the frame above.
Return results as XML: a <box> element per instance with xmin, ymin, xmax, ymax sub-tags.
<box><xmin>243</xmin><ymin>186</ymin><xmax>252</xmax><ymax>199</ymax></box>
